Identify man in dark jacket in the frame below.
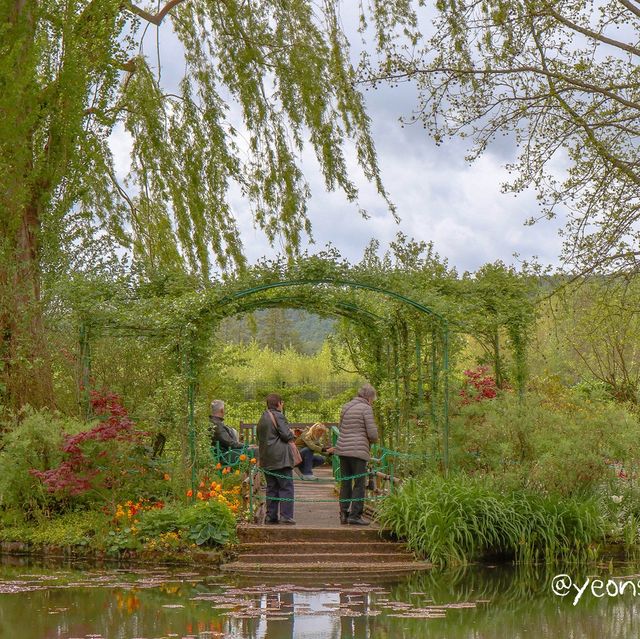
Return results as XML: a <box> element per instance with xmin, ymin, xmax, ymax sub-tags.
<box><xmin>335</xmin><ymin>384</ymin><xmax>379</xmax><ymax>525</ymax></box>
<box><xmin>256</xmin><ymin>393</ymin><xmax>296</xmax><ymax>524</ymax></box>
<box><xmin>210</xmin><ymin>400</ymin><xmax>242</xmax><ymax>454</ymax></box>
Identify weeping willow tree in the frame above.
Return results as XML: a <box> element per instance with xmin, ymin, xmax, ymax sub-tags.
<box><xmin>0</xmin><ymin>0</ymin><xmax>409</xmax><ymax>408</ymax></box>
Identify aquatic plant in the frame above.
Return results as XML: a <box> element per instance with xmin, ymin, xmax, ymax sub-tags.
<box><xmin>377</xmin><ymin>473</ymin><xmax>604</xmax><ymax>567</ymax></box>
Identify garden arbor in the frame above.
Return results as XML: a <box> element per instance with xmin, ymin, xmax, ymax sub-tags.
<box><xmin>67</xmin><ymin>255</ymin><xmax>534</xmax><ymax>486</ymax></box>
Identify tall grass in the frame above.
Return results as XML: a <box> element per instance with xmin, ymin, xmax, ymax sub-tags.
<box><xmin>377</xmin><ymin>474</ymin><xmax>604</xmax><ymax>567</ymax></box>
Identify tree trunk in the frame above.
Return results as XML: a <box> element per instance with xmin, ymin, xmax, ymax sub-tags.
<box><xmin>0</xmin><ymin>202</ymin><xmax>54</xmax><ymax>409</ymax></box>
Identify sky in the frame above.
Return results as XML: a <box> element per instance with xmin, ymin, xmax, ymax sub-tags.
<box><xmin>110</xmin><ymin>5</ymin><xmax>568</xmax><ymax>275</ymax></box>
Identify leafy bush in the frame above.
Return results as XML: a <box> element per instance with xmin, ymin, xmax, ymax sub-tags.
<box><xmin>30</xmin><ymin>390</ymin><xmax>168</xmax><ymax>506</ymax></box>
<box><xmin>377</xmin><ymin>473</ymin><xmax>604</xmax><ymax>567</ymax></box>
<box><xmin>450</xmin><ymin>391</ymin><xmax>639</xmax><ymax>495</ymax></box>
<box><xmin>0</xmin><ymin>510</ymin><xmax>111</xmax><ymax>546</ymax></box>
<box><xmin>133</xmin><ymin>500</ymin><xmax>237</xmax><ymax>548</ymax></box>
<box><xmin>0</xmin><ymin>408</ymin><xmax>86</xmax><ymax>517</ymax></box>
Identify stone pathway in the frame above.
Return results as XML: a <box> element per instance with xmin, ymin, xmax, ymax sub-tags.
<box><xmin>224</xmin><ymin>466</ymin><xmax>431</xmax><ymax>577</ymax></box>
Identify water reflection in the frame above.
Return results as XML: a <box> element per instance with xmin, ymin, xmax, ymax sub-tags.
<box><xmin>2</xmin><ymin>556</ymin><xmax>640</xmax><ymax>638</ymax></box>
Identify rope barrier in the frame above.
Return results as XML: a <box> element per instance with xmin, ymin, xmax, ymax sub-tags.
<box><xmin>259</xmin><ymin>467</ymin><xmax>373</xmax><ymax>482</ymax></box>
<box><xmin>261</xmin><ymin>495</ymin><xmax>387</xmax><ymax>503</ymax></box>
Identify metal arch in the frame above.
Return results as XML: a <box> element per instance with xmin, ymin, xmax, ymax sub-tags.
<box><xmin>217</xmin><ymin>278</ymin><xmax>449</xmax><ymax>323</ymax></box>
<box><xmin>212</xmin><ymin>277</ymin><xmax>451</xmax><ymax>472</ymax></box>
<box><xmin>214</xmin><ymin>293</ymin><xmax>385</xmax><ymax>326</ymax></box>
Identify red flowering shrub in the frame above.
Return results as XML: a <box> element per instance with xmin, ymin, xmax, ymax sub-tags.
<box><xmin>459</xmin><ymin>366</ymin><xmax>499</xmax><ymax>405</ymax></box>
<box><xmin>30</xmin><ymin>390</ymin><xmax>150</xmax><ymax>498</ymax></box>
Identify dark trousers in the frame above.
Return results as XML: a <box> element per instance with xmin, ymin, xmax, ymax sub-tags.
<box><xmin>339</xmin><ymin>456</ymin><xmax>367</xmax><ymax>519</ymax></box>
<box><xmin>297</xmin><ymin>447</ymin><xmax>325</xmax><ymax>475</ymax></box>
<box><xmin>265</xmin><ymin>467</ymin><xmax>294</xmax><ymax>522</ymax></box>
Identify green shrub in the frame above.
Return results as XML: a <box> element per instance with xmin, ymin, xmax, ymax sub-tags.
<box><xmin>377</xmin><ymin>473</ymin><xmax>604</xmax><ymax>567</ymax></box>
<box><xmin>136</xmin><ymin>499</ymin><xmax>237</xmax><ymax>547</ymax></box>
<box><xmin>449</xmin><ymin>392</ymin><xmax>639</xmax><ymax>495</ymax></box>
<box><xmin>0</xmin><ymin>408</ymin><xmax>85</xmax><ymax>517</ymax></box>
<box><xmin>0</xmin><ymin>510</ymin><xmax>110</xmax><ymax>547</ymax></box>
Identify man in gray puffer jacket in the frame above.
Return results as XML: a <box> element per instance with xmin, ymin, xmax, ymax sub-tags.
<box><xmin>335</xmin><ymin>384</ymin><xmax>378</xmax><ymax>525</ymax></box>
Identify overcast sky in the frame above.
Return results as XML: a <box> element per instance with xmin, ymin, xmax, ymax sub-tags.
<box><xmin>111</xmin><ymin>6</ymin><xmax>567</xmax><ymax>275</ymax></box>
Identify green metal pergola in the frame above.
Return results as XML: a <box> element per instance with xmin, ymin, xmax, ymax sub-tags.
<box><xmin>73</xmin><ymin>274</ymin><xmax>458</xmax><ymax>495</ymax></box>
<box><xmin>190</xmin><ymin>277</ymin><xmax>452</xmax><ymax>473</ymax></box>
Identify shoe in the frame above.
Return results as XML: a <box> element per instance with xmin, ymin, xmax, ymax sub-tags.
<box><xmin>301</xmin><ymin>474</ymin><xmax>319</xmax><ymax>481</ymax></box>
<box><xmin>347</xmin><ymin>517</ymin><xmax>370</xmax><ymax>526</ymax></box>
<box><xmin>265</xmin><ymin>518</ymin><xmax>279</xmax><ymax>525</ymax></box>
<box><xmin>340</xmin><ymin>512</ymin><xmax>349</xmax><ymax>525</ymax></box>
<box><xmin>279</xmin><ymin>518</ymin><xmax>296</xmax><ymax>525</ymax></box>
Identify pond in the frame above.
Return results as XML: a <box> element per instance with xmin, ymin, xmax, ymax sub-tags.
<box><xmin>3</xmin><ymin>556</ymin><xmax>640</xmax><ymax>638</ymax></box>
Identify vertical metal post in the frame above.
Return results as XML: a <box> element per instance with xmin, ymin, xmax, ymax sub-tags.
<box><xmin>430</xmin><ymin>327</ymin><xmax>438</xmax><ymax>429</ymax></box>
<box><xmin>393</xmin><ymin>331</ymin><xmax>400</xmax><ymax>448</ymax></box>
<box><xmin>494</xmin><ymin>328</ymin><xmax>501</xmax><ymax>389</ymax></box>
<box><xmin>79</xmin><ymin>322</ymin><xmax>92</xmax><ymax>419</ymax></box>
<box><xmin>443</xmin><ymin>322</ymin><xmax>450</xmax><ymax>476</ymax></box>
<box><xmin>187</xmin><ymin>352</ymin><xmax>197</xmax><ymax>501</ymax></box>
<box><xmin>416</xmin><ymin>334</ymin><xmax>424</xmax><ymax>418</ymax></box>
<box><xmin>249</xmin><ymin>467</ymin><xmax>254</xmax><ymax>520</ymax></box>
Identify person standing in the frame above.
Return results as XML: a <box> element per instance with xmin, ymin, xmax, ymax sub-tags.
<box><xmin>335</xmin><ymin>384</ymin><xmax>379</xmax><ymax>525</ymax></box>
<box><xmin>256</xmin><ymin>393</ymin><xmax>296</xmax><ymax>524</ymax></box>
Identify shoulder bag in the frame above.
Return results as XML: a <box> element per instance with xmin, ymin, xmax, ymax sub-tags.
<box><xmin>268</xmin><ymin>410</ymin><xmax>302</xmax><ymax>467</ymax></box>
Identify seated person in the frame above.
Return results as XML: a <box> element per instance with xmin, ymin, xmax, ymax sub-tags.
<box><xmin>209</xmin><ymin>400</ymin><xmax>243</xmax><ymax>458</ymax></box>
<box><xmin>295</xmin><ymin>423</ymin><xmax>333</xmax><ymax>480</ymax></box>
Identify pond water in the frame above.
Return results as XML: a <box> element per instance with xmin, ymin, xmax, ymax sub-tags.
<box><xmin>3</xmin><ymin>556</ymin><xmax>640</xmax><ymax>638</ymax></box>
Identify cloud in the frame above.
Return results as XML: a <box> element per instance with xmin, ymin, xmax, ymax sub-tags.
<box><xmin>105</xmin><ymin>13</ymin><xmax>567</xmax><ymax>274</ymax></box>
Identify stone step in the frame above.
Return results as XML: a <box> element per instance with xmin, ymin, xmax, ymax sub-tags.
<box><xmin>237</xmin><ymin>541</ymin><xmax>407</xmax><ymax>555</ymax></box>
<box><xmin>238</xmin><ymin>525</ymin><xmax>389</xmax><ymax>543</ymax></box>
<box><xmin>221</xmin><ymin>561</ymin><xmax>431</xmax><ymax>575</ymax></box>
<box><xmin>233</xmin><ymin>551</ymin><xmax>415</xmax><ymax>565</ymax></box>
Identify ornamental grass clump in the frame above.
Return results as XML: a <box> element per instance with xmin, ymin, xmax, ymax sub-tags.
<box><xmin>377</xmin><ymin>474</ymin><xmax>604</xmax><ymax>567</ymax></box>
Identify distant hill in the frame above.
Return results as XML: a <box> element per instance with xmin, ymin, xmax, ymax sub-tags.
<box><xmin>217</xmin><ymin>309</ymin><xmax>335</xmax><ymax>354</ymax></box>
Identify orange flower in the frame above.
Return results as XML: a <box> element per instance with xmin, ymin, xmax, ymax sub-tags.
<box><xmin>209</xmin><ymin>490</ymin><xmax>216</xmax><ymax>498</ymax></box>
<box><xmin>186</xmin><ymin>489</ymin><xmax>193</xmax><ymax>497</ymax></box>
<box><xmin>250</xmin><ymin>458</ymin><xmax>257</xmax><ymax>464</ymax></box>
<box><xmin>197</xmin><ymin>491</ymin><xmax>203</xmax><ymax>500</ymax></box>
<box><xmin>163</xmin><ymin>473</ymin><xmax>171</xmax><ymax>481</ymax></box>
<box><xmin>199</xmin><ymin>481</ymin><xmax>205</xmax><ymax>488</ymax></box>
<box><xmin>239</xmin><ymin>454</ymin><xmax>247</xmax><ymax>461</ymax></box>
<box><xmin>215</xmin><ymin>462</ymin><xmax>222</xmax><ymax>470</ymax></box>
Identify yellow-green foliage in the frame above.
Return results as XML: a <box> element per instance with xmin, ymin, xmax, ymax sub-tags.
<box><xmin>0</xmin><ymin>409</ymin><xmax>86</xmax><ymax>517</ymax></box>
<box><xmin>0</xmin><ymin>511</ymin><xmax>111</xmax><ymax>547</ymax></box>
<box><xmin>451</xmin><ymin>390</ymin><xmax>639</xmax><ymax>495</ymax></box>
<box><xmin>222</xmin><ymin>341</ymin><xmax>359</xmax><ymax>387</ymax></box>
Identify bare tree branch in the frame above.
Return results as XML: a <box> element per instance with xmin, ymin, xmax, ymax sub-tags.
<box><xmin>126</xmin><ymin>0</ymin><xmax>186</xmax><ymax>26</ymax></box>
<box><xmin>544</xmin><ymin>6</ymin><xmax>640</xmax><ymax>58</ymax></box>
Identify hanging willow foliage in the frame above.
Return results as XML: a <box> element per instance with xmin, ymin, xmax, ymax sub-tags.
<box><xmin>0</xmin><ymin>0</ymin><xmax>415</xmax><ymax>406</ymax></box>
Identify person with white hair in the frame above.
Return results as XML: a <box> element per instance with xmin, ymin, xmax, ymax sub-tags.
<box><xmin>209</xmin><ymin>400</ymin><xmax>242</xmax><ymax>453</ymax></box>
